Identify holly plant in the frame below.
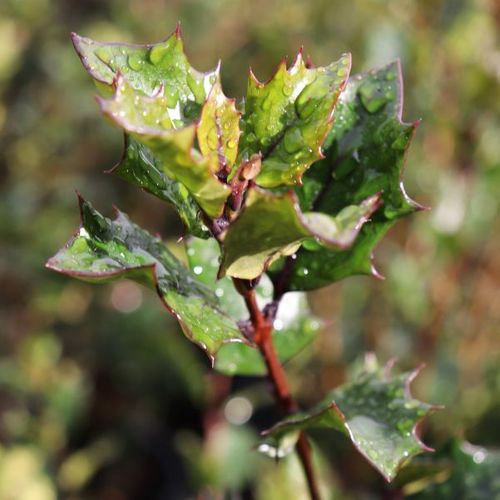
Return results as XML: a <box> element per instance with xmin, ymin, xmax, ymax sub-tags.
<box><xmin>47</xmin><ymin>25</ymin><xmax>437</xmax><ymax>499</ymax></box>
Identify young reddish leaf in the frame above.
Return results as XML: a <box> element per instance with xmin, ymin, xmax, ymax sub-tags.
<box><xmin>109</xmin><ymin>135</ymin><xmax>210</xmax><ymax>239</ymax></box>
<box><xmin>98</xmin><ymin>75</ymin><xmax>231</xmax><ymax>218</ymax></box>
<box><xmin>260</xmin><ymin>359</ymin><xmax>438</xmax><ymax>482</ymax></box>
<box><xmin>219</xmin><ymin>187</ymin><xmax>380</xmax><ymax>280</ymax></box>
<box><xmin>283</xmin><ymin>61</ymin><xmax>421</xmax><ymax>290</ymax></box>
<box><xmin>45</xmin><ymin>197</ymin><xmax>246</xmax><ymax>362</ymax></box>
<box><xmin>239</xmin><ymin>52</ymin><xmax>351</xmax><ymax>187</ymax></box>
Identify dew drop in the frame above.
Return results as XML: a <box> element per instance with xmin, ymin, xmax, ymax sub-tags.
<box><xmin>273</xmin><ymin>319</ymin><xmax>284</xmax><ymax>331</ymax></box>
<box><xmin>128</xmin><ymin>53</ymin><xmax>144</xmax><ymax>71</ymax></box>
<box><xmin>149</xmin><ymin>45</ymin><xmax>168</xmax><ymax>65</ymax></box>
<box><xmin>226</xmin><ymin>139</ymin><xmax>236</xmax><ymax>149</ymax></box>
<box><xmin>359</xmin><ymin>81</ymin><xmax>387</xmax><ymax>114</ymax></box>
<box><xmin>298</xmin><ymin>267</ymin><xmax>309</xmax><ymax>276</ymax></box>
<box><xmin>282</xmin><ymin>84</ymin><xmax>292</xmax><ymax>97</ymax></box>
<box><xmin>187</xmin><ymin>73</ymin><xmax>205</xmax><ymax>103</ymax></box>
<box><xmin>337</xmin><ymin>67</ymin><xmax>348</xmax><ymax>77</ymax></box>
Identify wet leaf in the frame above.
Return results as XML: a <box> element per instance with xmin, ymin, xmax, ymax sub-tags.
<box><xmin>110</xmin><ymin>135</ymin><xmax>209</xmax><ymax>238</ymax></box>
<box><xmin>219</xmin><ymin>187</ymin><xmax>380</xmax><ymax>280</ymax></box>
<box><xmin>185</xmin><ymin>237</ymin><xmax>322</xmax><ymax>375</ymax></box>
<box><xmin>45</xmin><ymin>197</ymin><xmax>245</xmax><ymax>361</ymax></box>
<box><xmin>408</xmin><ymin>441</ymin><xmax>500</xmax><ymax>499</ymax></box>
<box><xmin>72</xmin><ymin>25</ymin><xmax>218</xmax><ymax>118</ymax></box>
<box><xmin>239</xmin><ymin>52</ymin><xmax>351</xmax><ymax>187</ymax></box>
<box><xmin>98</xmin><ymin>75</ymin><xmax>230</xmax><ymax>217</ymax></box>
<box><xmin>283</xmin><ymin>61</ymin><xmax>420</xmax><ymax>290</ymax></box>
<box><xmin>215</xmin><ymin>292</ymin><xmax>322</xmax><ymax>376</ymax></box>
<box><xmin>261</xmin><ymin>359</ymin><xmax>436</xmax><ymax>481</ymax></box>
<box><xmin>197</xmin><ymin>81</ymin><xmax>241</xmax><ymax>175</ymax></box>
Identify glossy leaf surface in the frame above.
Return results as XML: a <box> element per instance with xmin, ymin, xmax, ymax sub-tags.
<box><xmin>185</xmin><ymin>237</ymin><xmax>322</xmax><ymax>375</ymax></box>
<box><xmin>46</xmin><ymin>197</ymin><xmax>245</xmax><ymax>361</ymax></box>
<box><xmin>72</xmin><ymin>26</ymin><xmax>218</xmax><ymax>113</ymax></box>
<box><xmin>110</xmin><ymin>136</ymin><xmax>209</xmax><ymax>238</ymax></box>
<box><xmin>284</xmin><ymin>61</ymin><xmax>420</xmax><ymax>290</ymax></box>
<box><xmin>99</xmin><ymin>76</ymin><xmax>230</xmax><ymax>217</ymax></box>
<box><xmin>219</xmin><ymin>187</ymin><xmax>380</xmax><ymax>279</ymax></box>
<box><xmin>197</xmin><ymin>81</ymin><xmax>241</xmax><ymax>173</ymax></box>
<box><xmin>239</xmin><ymin>52</ymin><xmax>351</xmax><ymax>187</ymax></box>
<box><xmin>261</xmin><ymin>360</ymin><xmax>435</xmax><ymax>481</ymax></box>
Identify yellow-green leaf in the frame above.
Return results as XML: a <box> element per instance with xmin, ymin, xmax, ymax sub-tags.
<box><xmin>239</xmin><ymin>52</ymin><xmax>351</xmax><ymax>187</ymax></box>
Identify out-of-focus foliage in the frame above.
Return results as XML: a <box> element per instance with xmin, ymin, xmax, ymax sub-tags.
<box><xmin>0</xmin><ymin>0</ymin><xmax>498</xmax><ymax>497</ymax></box>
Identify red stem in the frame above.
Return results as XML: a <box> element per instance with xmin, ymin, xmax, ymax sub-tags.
<box><xmin>238</xmin><ymin>281</ymin><xmax>321</xmax><ymax>500</ymax></box>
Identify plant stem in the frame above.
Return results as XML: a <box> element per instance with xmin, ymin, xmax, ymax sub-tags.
<box><xmin>237</xmin><ymin>280</ymin><xmax>321</xmax><ymax>500</ymax></box>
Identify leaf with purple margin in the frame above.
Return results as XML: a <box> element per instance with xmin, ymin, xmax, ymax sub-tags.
<box><xmin>72</xmin><ymin>25</ymin><xmax>218</xmax><ymax>121</ymax></box>
<box><xmin>98</xmin><ymin>76</ymin><xmax>230</xmax><ymax>218</ymax></box>
<box><xmin>110</xmin><ymin>135</ymin><xmax>209</xmax><ymax>238</ymax></box>
<box><xmin>260</xmin><ymin>359</ymin><xmax>437</xmax><ymax>481</ymax></box>
<box><xmin>45</xmin><ymin>197</ymin><xmax>245</xmax><ymax>362</ymax></box>
<box><xmin>219</xmin><ymin>186</ymin><xmax>380</xmax><ymax>280</ymax></box>
<box><xmin>282</xmin><ymin>60</ymin><xmax>421</xmax><ymax>291</ymax></box>
<box><xmin>239</xmin><ymin>52</ymin><xmax>351</xmax><ymax>188</ymax></box>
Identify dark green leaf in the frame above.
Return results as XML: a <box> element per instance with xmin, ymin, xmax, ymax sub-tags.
<box><xmin>261</xmin><ymin>359</ymin><xmax>436</xmax><ymax>481</ymax></box>
<box><xmin>185</xmin><ymin>237</ymin><xmax>322</xmax><ymax>376</ymax></box>
<box><xmin>110</xmin><ymin>135</ymin><xmax>209</xmax><ymax>238</ymax></box>
<box><xmin>284</xmin><ymin>60</ymin><xmax>421</xmax><ymax>290</ymax></box>
<box><xmin>239</xmin><ymin>52</ymin><xmax>351</xmax><ymax>188</ymax></box>
<box><xmin>45</xmin><ymin>196</ymin><xmax>245</xmax><ymax>361</ymax></box>
<box><xmin>219</xmin><ymin>187</ymin><xmax>380</xmax><ymax>280</ymax></box>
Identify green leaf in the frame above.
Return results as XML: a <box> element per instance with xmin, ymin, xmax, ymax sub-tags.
<box><xmin>260</xmin><ymin>359</ymin><xmax>436</xmax><ymax>481</ymax></box>
<box><xmin>98</xmin><ymin>75</ymin><xmax>231</xmax><ymax>217</ymax></box>
<box><xmin>185</xmin><ymin>237</ymin><xmax>322</xmax><ymax>376</ymax></box>
<box><xmin>239</xmin><ymin>52</ymin><xmax>351</xmax><ymax>187</ymax></box>
<box><xmin>185</xmin><ymin>236</ymin><xmax>273</xmax><ymax>321</ymax></box>
<box><xmin>197</xmin><ymin>81</ymin><xmax>241</xmax><ymax>174</ymax></box>
<box><xmin>215</xmin><ymin>293</ymin><xmax>322</xmax><ymax>376</ymax></box>
<box><xmin>408</xmin><ymin>441</ymin><xmax>500</xmax><ymax>499</ymax></box>
<box><xmin>45</xmin><ymin>196</ymin><xmax>245</xmax><ymax>361</ymax></box>
<box><xmin>284</xmin><ymin>60</ymin><xmax>420</xmax><ymax>290</ymax></box>
<box><xmin>219</xmin><ymin>187</ymin><xmax>380</xmax><ymax>280</ymax></box>
<box><xmin>109</xmin><ymin>135</ymin><xmax>209</xmax><ymax>238</ymax></box>
<box><xmin>71</xmin><ymin>25</ymin><xmax>218</xmax><ymax>115</ymax></box>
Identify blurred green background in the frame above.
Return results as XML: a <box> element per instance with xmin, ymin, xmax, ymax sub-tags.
<box><xmin>0</xmin><ymin>0</ymin><xmax>498</xmax><ymax>498</ymax></box>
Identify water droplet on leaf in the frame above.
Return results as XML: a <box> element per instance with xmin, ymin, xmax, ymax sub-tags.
<box><xmin>149</xmin><ymin>45</ymin><xmax>168</xmax><ymax>65</ymax></box>
<box><xmin>128</xmin><ymin>53</ymin><xmax>144</xmax><ymax>71</ymax></box>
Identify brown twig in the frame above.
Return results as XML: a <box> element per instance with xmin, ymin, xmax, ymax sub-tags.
<box><xmin>234</xmin><ymin>278</ymin><xmax>321</xmax><ymax>500</ymax></box>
